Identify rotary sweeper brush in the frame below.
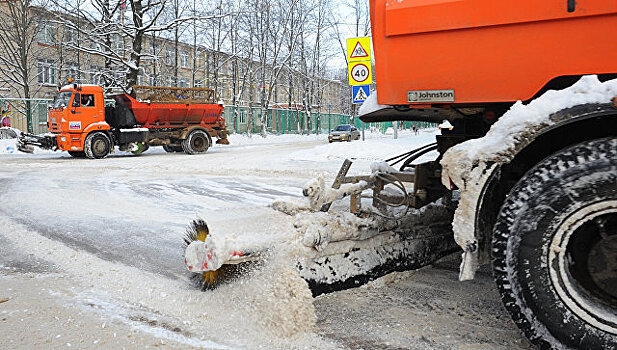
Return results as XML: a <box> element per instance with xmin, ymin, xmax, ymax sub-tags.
<box><xmin>184</xmin><ymin>154</ymin><xmax>460</xmax><ymax>296</ymax></box>
<box><xmin>183</xmin><ymin>219</ymin><xmax>260</xmax><ymax>290</ymax></box>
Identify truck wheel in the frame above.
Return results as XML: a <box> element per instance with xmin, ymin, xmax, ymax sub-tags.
<box><xmin>182</xmin><ymin>129</ymin><xmax>210</xmax><ymax>155</ymax></box>
<box><xmin>492</xmin><ymin>137</ymin><xmax>617</xmax><ymax>349</ymax></box>
<box><xmin>68</xmin><ymin>151</ymin><xmax>86</xmax><ymax>158</ymax></box>
<box><xmin>84</xmin><ymin>132</ymin><xmax>111</xmax><ymax>159</ymax></box>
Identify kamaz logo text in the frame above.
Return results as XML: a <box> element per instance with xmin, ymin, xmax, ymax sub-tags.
<box><xmin>408</xmin><ymin>90</ymin><xmax>455</xmax><ymax>103</ymax></box>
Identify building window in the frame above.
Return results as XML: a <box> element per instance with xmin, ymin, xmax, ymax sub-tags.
<box><xmin>180</xmin><ymin>50</ymin><xmax>189</xmax><ymax>68</ymax></box>
<box><xmin>112</xmin><ymin>35</ymin><xmax>124</xmax><ymax>51</ymax></box>
<box><xmin>194</xmin><ymin>80</ymin><xmax>204</xmax><ymax>88</ymax></box>
<box><xmin>37</xmin><ymin>22</ymin><xmax>56</xmax><ymax>45</ymax></box>
<box><xmin>37</xmin><ymin>60</ymin><xmax>56</xmax><ymax>85</ymax></box>
<box><xmin>165</xmin><ymin>47</ymin><xmax>174</xmax><ymax>65</ymax></box>
<box><xmin>239</xmin><ymin>110</ymin><xmax>246</xmax><ymax>124</ymax></box>
<box><xmin>90</xmin><ymin>66</ymin><xmax>104</xmax><ymax>85</ymax></box>
<box><xmin>149</xmin><ymin>75</ymin><xmax>157</xmax><ymax>86</ymax></box>
<box><xmin>64</xmin><ymin>63</ymin><xmax>79</xmax><ymax>81</ymax></box>
<box><xmin>178</xmin><ymin>79</ymin><xmax>189</xmax><ymax>88</ymax></box>
<box><xmin>89</xmin><ymin>39</ymin><xmax>101</xmax><ymax>51</ymax></box>
<box><xmin>147</xmin><ymin>41</ymin><xmax>158</xmax><ymax>61</ymax></box>
<box><xmin>64</xmin><ymin>27</ymin><xmax>78</xmax><ymax>44</ymax></box>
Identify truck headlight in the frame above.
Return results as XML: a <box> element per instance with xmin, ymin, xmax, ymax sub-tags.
<box><xmin>60</xmin><ymin>137</ymin><xmax>66</xmax><ymax>142</ymax></box>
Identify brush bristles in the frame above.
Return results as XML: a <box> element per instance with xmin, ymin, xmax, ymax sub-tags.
<box><xmin>183</xmin><ymin>218</ymin><xmax>209</xmax><ymax>247</ymax></box>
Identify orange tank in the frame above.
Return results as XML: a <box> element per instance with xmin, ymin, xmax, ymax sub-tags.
<box><xmin>370</xmin><ymin>0</ymin><xmax>617</xmax><ymax>106</ymax></box>
<box><xmin>113</xmin><ymin>94</ymin><xmax>225</xmax><ymax>129</ymax></box>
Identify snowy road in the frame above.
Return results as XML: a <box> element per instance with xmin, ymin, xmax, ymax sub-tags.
<box><xmin>0</xmin><ymin>131</ymin><xmax>531</xmax><ymax>349</ymax></box>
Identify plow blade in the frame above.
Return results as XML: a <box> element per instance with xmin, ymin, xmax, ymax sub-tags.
<box><xmin>17</xmin><ymin>133</ymin><xmax>57</xmax><ymax>153</ymax></box>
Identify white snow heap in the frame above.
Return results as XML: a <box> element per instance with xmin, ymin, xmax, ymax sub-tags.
<box><xmin>297</xmin><ymin>211</ymin><xmax>385</xmax><ymax>251</ymax></box>
<box><xmin>370</xmin><ymin>161</ymin><xmax>398</xmax><ymax>174</ymax></box>
<box><xmin>358</xmin><ymin>91</ymin><xmax>390</xmax><ymax>116</ymax></box>
<box><xmin>438</xmin><ymin>120</ymin><xmax>453</xmax><ymax>130</ymax></box>
<box><xmin>441</xmin><ymin>75</ymin><xmax>617</xmax><ymax>280</ymax></box>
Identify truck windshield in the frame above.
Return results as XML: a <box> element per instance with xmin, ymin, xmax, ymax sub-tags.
<box><xmin>335</xmin><ymin>125</ymin><xmax>351</xmax><ymax>131</ymax></box>
<box><xmin>53</xmin><ymin>91</ymin><xmax>72</xmax><ymax>109</ymax></box>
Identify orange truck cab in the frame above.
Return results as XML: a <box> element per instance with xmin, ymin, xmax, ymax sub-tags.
<box><xmin>18</xmin><ymin>84</ymin><xmax>229</xmax><ymax>159</ymax></box>
<box><xmin>48</xmin><ymin>84</ymin><xmax>109</xmax><ymax>153</ymax></box>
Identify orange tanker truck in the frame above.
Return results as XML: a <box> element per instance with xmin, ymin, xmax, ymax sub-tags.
<box><xmin>18</xmin><ymin>84</ymin><xmax>229</xmax><ymax>159</ymax></box>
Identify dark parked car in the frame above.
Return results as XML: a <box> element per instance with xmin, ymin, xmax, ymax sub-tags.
<box><xmin>328</xmin><ymin>124</ymin><xmax>360</xmax><ymax>142</ymax></box>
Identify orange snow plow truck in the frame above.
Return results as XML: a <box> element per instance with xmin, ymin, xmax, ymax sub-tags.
<box><xmin>359</xmin><ymin>1</ymin><xmax>617</xmax><ymax>349</ymax></box>
<box><xmin>18</xmin><ymin>84</ymin><xmax>229</xmax><ymax>158</ymax></box>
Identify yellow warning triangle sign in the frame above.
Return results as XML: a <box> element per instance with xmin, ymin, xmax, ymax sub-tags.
<box><xmin>347</xmin><ymin>37</ymin><xmax>371</xmax><ymax>62</ymax></box>
<box><xmin>350</xmin><ymin>42</ymin><xmax>368</xmax><ymax>59</ymax></box>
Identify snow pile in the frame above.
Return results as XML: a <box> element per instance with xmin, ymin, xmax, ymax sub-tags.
<box><xmin>0</xmin><ymin>137</ymin><xmax>56</xmax><ymax>156</ymax></box>
<box><xmin>288</xmin><ymin>129</ymin><xmax>439</xmax><ymax>163</ymax></box>
<box><xmin>240</xmin><ymin>251</ymin><xmax>317</xmax><ymax>337</ymax></box>
<box><xmin>0</xmin><ymin>139</ymin><xmax>17</xmax><ymax>154</ymax></box>
<box><xmin>358</xmin><ymin>91</ymin><xmax>390</xmax><ymax>116</ymax></box>
<box><xmin>441</xmin><ymin>75</ymin><xmax>617</xmax><ymax>280</ymax></box>
<box><xmin>296</xmin><ymin>211</ymin><xmax>387</xmax><ymax>251</ymax></box>
<box><xmin>225</xmin><ymin>132</ymin><xmax>323</xmax><ymax>146</ymax></box>
<box><xmin>370</xmin><ymin>161</ymin><xmax>398</xmax><ymax>173</ymax></box>
<box><xmin>0</xmin><ymin>215</ymin><xmax>324</xmax><ymax>348</ymax></box>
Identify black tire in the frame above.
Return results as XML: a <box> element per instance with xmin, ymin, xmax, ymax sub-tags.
<box><xmin>68</xmin><ymin>151</ymin><xmax>86</xmax><ymax>158</ymax></box>
<box><xmin>181</xmin><ymin>129</ymin><xmax>210</xmax><ymax>155</ymax></box>
<box><xmin>84</xmin><ymin>132</ymin><xmax>111</xmax><ymax>159</ymax></box>
<box><xmin>492</xmin><ymin>137</ymin><xmax>617</xmax><ymax>349</ymax></box>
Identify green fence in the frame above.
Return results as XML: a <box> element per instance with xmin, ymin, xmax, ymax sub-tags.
<box><xmin>0</xmin><ymin>99</ymin><xmax>435</xmax><ymax>137</ymax></box>
<box><xmin>223</xmin><ymin>105</ymin><xmax>436</xmax><ymax>135</ymax></box>
<box><xmin>0</xmin><ymin>98</ymin><xmax>53</xmax><ymax>134</ymax></box>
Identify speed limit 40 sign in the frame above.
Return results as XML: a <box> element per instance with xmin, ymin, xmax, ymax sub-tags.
<box><xmin>348</xmin><ymin>61</ymin><xmax>372</xmax><ymax>86</ymax></box>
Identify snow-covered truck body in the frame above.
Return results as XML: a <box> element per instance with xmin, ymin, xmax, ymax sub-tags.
<box><xmin>18</xmin><ymin>84</ymin><xmax>229</xmax><ymax>158</ymax></box>
<box><xmin>355</xmin><ymin>1</ymin><xmax>617</xmax><ymax>348</ymax></box>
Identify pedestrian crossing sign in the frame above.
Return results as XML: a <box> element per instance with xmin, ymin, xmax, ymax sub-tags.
<box><xmin>352</xmin><ymin>85</ymin><xmax>370</xmax><ymax>104</ymax></box>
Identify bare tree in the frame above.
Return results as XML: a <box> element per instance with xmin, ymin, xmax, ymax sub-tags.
<box><xmin>0</xmin><ymin>0</ymin><xmax>50</xmax><ymax>132</ymax></box>
<box><xmin>49</xmin><ymin>0</ymin><xmax>223</xmax><ymax>91</ymax></box>
<box><xmin>0</xmin><ymin>0</ymin><xmax>48</xmax><ymax>99</ymax></box>
<box><xmin>250</xmin><ymin>0</ymin><xmax>312</xmax><ymax>136</ymax></box>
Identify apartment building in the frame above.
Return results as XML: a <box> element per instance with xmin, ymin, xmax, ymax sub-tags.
<box><xmin>0</xmin><ymin>6</ymin><xmax>347</xmax><ymax>116</ymax></box>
